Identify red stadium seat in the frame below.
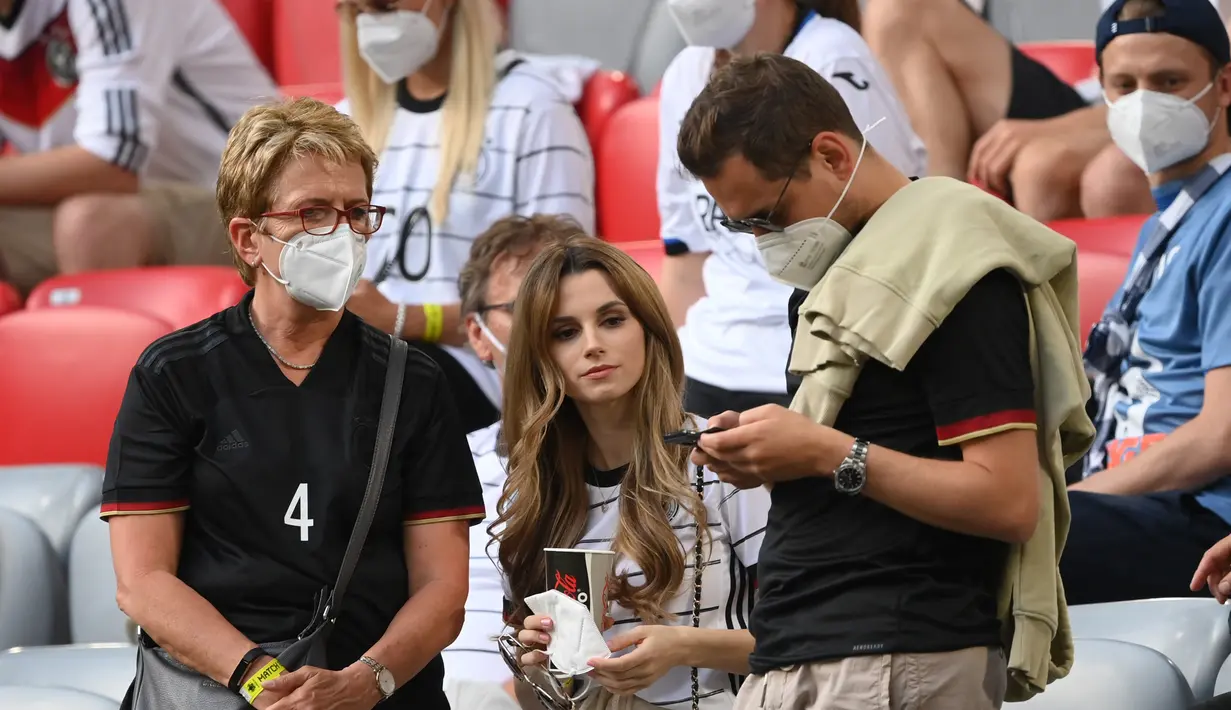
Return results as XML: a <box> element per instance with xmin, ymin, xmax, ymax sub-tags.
<box><xmin>218</xmin><ymin>0</ymin><xmax>275</xmax><ymax>75</ymax></box>
<box><xmin>0</xmin><ymin>307</ymin><xmax>173</xmax><ymax>467</ymax></box>
<box><xmin>1049</xmin><ymin>215</ymin><xmax>1147</xmax><ymax>258</ymax></box>
<box><xmin>1018</xmin><ymin>41</ymin><xmax>1098</xmax><ymax>88</ymax></box>
<box><xmin>26</xmin><ymin>267</ymin><xmax>250</xmax><ymax>330</ymax></box>
<box><xmin>577</xmin><ymin>70</ymin><xmax>641</xmax><ymax>149</ymax></box>
<box><xmin>597</xmin><ymin>97</ymin><xmax>660</xmax><ymax>243</ymax></box>
<box><xmin>271</xmin><ymin>0</ymin><xmax>342</xmax><ymax>86</ymax></box>
<box><xmin>617</xmin><ymin>239</ymin><xmax>665</xmax><ymax>282</ymax></box>
<box><xmin>0</xmin><ymin>282</ymin><xmax>19</xmax><ymax>316</ymax></box>
<box><xmin>280</xmin><ymin>82</ymin><xmax>346</xmax><ymax>105</ymax></box>
<box><xmin>1077</xmin><ymin>251</ymin><xmax>1130</xmax><ymax>345</ymax></box>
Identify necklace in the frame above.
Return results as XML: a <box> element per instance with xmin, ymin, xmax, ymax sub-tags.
<box><xmin>248</xmin><ymin>310</ymin><xmax>317</xmax><ymax>370</ymax></box>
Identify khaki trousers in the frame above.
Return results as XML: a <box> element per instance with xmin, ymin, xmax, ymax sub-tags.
<box><xmin>0</xmin><ymin>181</ymin><xmax>229</xmax><ymax>295</ymax></box>
<box><xmin>735</xmin><ymin>647</ymin><xmax>1006</xmax><ymax>710</ymax></box>
<box><xmin>578</xmin><ymin>688</ymin><xmax>661</xmax><ymax>710</ymax></box>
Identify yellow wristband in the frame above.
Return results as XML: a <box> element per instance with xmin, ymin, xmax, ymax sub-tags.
<box><xmin>239</xmin><ymin>658</ymin><xmax>286</xmax><ymax>703</ymax></box>
<box><xmin>422</xmin><ymin>303</ymin><xmax>444</xmax><ymax>343</ymax></box>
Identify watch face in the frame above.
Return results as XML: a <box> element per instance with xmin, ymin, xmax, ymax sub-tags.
<box><xmin>378</xmin><ymin>668</ymin><xmax>396</xmax><ymax>696</ymax></box>
<box><xmin>835</xmin><ymin>463</ymin><xmax>865</xmax><ymax>493</ymax></box>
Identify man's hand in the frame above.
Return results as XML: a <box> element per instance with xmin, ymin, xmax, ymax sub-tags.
<box><xmin>263</xmin><ymin>664</ymin><xmax>380</xmax><ymax>710</ymax></box>
<box><xmin>346</xmin><ymin>280</ymin><xmax>396</xmax><ymax>333</ymax></box>
<box><xmin>586</xmin><ymin>625</ymin><xmax>684</xmax><ymax>696</ymax></box>
<box><xmin>968</xmin><ymin>119</ymin><xmax>1045</xmax><ymax>195</ymax></box>
<box><xmin>691</xmin><ymin>406</ymin><xmax>844</xmax><ymax>485</ymax></box>
<box><xmin>1191</xmin><ymin>534</ymin><xmax>1231</xmax><ymax>603</ymax></box>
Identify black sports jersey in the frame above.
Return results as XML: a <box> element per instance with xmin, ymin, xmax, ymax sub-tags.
<box><xmin>751</xmin><ymin>269</ymin><xmax>1035</xmax><ymax>673</ymax></box>
<box><xmin>102</xmin><ymin>291</ymin><xmax>483</xmax><ymax>709</ymax></box>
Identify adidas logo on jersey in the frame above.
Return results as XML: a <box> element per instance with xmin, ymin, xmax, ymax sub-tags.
<box><xmin>216</xmin><ymin>429</ymin><xmax>250</xmax><ymax>452</ymax></box>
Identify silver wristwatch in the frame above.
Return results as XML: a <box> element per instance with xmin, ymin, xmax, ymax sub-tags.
<box><xmin>360</xmin><ymin>656</ymin><xmax>396</xmax><ymax>702</ymax></box>
<box><xmin>833</xmin><ymin>439</ymin><xmax>869</xmax><ymax>495</ymax></box>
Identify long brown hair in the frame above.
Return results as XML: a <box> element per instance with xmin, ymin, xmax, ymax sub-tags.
<box><xmin>493</xmin><ymin>237</ymin><xmax>705</xmax><ymax>625</ymax></box>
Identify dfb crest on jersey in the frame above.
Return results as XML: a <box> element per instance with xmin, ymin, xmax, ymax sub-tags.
<box><xmin>45</xmin><ymin>30</ymin><xmax>78</xmax><ymax>88</ymax></box>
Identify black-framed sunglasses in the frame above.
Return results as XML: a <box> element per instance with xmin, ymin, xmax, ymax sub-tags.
<box><xmin>477</xmin><ymin>300</ymin><xmax>515</xmax><ymax>316</ymax></box>
<box><xmin>719</xmin><ymin>143</ymin><xmax>813</xmax><ymax>235</ymax></box>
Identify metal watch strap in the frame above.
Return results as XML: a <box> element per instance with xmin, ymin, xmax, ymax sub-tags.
<box><xmin>359</xmin><ymin>656</ymin><xmax>391</xmax><ymax>699</ymax></box>
<box><xmin>849</xmin><ymin>439</ymin><xmax>869</xmax><ymax>466</ymax></box>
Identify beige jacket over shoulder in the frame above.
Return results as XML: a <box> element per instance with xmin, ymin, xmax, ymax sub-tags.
<box><xmin>788</xmin><ymin>177</ymin><xmax>1093</xmax><ymax>702</ymax></box>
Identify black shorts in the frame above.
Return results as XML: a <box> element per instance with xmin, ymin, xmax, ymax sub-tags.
<box><xmin>1006</xmin><ymin>45</ymin><xmax>1089</xmax><ymax>121</ymax></box>
<box><xmin>413</xmin><ymin>341</ymin><xmax>499</xmax><ymax>434</ymax></box>
<box><xmin>684</xmin><ymin>377</ymin><xmax>792</xmax><ymax>419</ymax></box>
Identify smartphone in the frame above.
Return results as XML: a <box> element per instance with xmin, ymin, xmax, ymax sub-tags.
<box><xmin>663</xmin><ymin>427</ymin><xmax>726</xmax><ymax>447</ymax></box>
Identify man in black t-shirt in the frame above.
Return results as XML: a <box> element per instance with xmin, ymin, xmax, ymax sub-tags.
<box><xmin>676</xmin><ymin>55</ymin><xmax>1043</xmax><ymax>710</ymax></box>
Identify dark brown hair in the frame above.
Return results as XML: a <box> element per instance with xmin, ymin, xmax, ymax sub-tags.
<box><xmin>800</xmin><ymin>0</ymin><xmax>861</xmax><ymax>33</ymax></box>
<box><xmin>457</xmin><ymin>214</ymin><xmax>586</xmax><ymax>317</ymax></box>
<box><xmin>677</xmin><ymin>53</ymin><xmax>863</xmax><ymax>181</ymax></box>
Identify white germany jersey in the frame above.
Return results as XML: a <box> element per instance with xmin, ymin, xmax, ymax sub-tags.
<box><xmin>659</xmin><ymin>13</ymin><xmax>927</xmax><ymax>394</ymax></box>
<box><xmin>442</xmin><ymin>421</ymin><xmax>512</xmax><ymax>684</ymax></box>
<box><xmin>0</xmin><ymin>0</ymin><xmax>277</xmax><ymax>186</ymax></box>
<box><xmin>340</xmin><ymin>53</ymin><xmax>595</xmax><ymax>406</ymax></box>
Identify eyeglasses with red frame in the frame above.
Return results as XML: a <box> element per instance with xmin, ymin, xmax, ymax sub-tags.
<box><xmin>260</xmin><ymin>205</ymin><xmax>387</xmax><ymax>237</ymax></box>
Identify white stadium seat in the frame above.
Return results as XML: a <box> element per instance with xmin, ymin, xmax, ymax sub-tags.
<box><xmin>1017</xmin><ymin>638</ymin><xmax>1193</xmax><ymax>710</ymax></box>
<box><xmin>0</xmin><ymin>685</ymin><xmax>120</xmax><ymax>709</ymax></box>
<box><xmin>1069</xmin><ymin>598</ymin><xmax>1231</xmax><ymax>700</ymax></box>
<box><xmin>68</xmin><ymin>506</ymin><xmax>130</xmax><ymax>644</ymax></box>
<box><xmin>0</xmin><ymin>644</ymin><xmax>134</xmax><ymax>703</ymax></box>
<box><xmin>0</xmin><ymin>465</ymin><xmax>103</xmax><ymax>561</ymax></box>
<box><xmin>0</xmin><ymin>507</ymin><xmax>67</xmax><ymax>648</ymax></box>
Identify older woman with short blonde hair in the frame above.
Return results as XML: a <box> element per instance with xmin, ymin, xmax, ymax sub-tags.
<box><xmin>104</xmin><ymin>97</ymin><xmax>483</xmax><ymax>710</ymax></box>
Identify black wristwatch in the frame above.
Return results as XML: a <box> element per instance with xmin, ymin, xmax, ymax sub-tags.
<box><xmin>833</xmin><ymin>439</ymin><xmax>869</xmax><ymax>495</ymax></box>
<box><xmin>228</xmin><ymin>647</ymin><xmax>267</xmax><ymax>693</ymax></box>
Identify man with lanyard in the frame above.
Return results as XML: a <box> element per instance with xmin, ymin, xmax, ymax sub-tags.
<box><xmin>1062</xmin><ymin>0</ymin><xmax>1231</xmax><ymax>605</ymax></box>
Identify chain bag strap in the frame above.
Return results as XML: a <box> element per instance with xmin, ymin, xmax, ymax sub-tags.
<box><xmin>689</xmin><ymin>464</ymin><xmax>705</xmax><ymax>710</ymax></box>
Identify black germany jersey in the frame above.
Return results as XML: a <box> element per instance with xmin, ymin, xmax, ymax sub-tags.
<box><xmin>753</xmin><ymin>269</ymin><xmax>1036</xmax><ymax>673</ymax></box>
<box><xmin>102</xmin><ymin>291</ymin><xmax>483</xmax><ymax>709</ymax></box>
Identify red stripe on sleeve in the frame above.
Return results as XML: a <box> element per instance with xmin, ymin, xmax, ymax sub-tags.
<box><xmin>935</xmin><ymin>409</ymin><xmax>1037</xmax><ymax>443</ymax></box>
<box><xmin>404</xmin><ymin>505</ymin><xmax>486</xmax><ymax>522</ymax></box>
<box><xmin>99</xmin><ymin>499</ymin><xmax>190</xmax><ymax>516</ymax></box>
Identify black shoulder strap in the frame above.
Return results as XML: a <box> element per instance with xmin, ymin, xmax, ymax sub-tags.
<box><xmin>326</xmin><ymin>336</ymin><xmax>409</xmax><ymax>617</ymax></box>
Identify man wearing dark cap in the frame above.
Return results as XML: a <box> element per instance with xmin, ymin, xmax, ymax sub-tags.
<box><xmin>1063</xmin><ymin>0</ymin><xmax>1231</xmax><ymax>605</ymax></box>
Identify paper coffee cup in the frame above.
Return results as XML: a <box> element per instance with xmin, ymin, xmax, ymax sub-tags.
<box><xmin>544</xmin><ymin>548</ymin><xmax>616</xmax><ymax>630</ymax></box>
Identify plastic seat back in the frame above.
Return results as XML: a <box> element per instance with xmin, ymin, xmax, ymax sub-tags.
<box><xmin>597</xmin><ymin>97</ymin><xmax>660</xmax><ymax>243</ymax></box>
<box><xmin>1069</xmin><ymin>598</ymin><xmax>1231</xmax><ymax>700</ymax></box>
<box><xmin>280</xmin><ymin>82</ymin><xmax>346</xmax><ymax>105</ymax></box>
<box><xmin>616</xmin><ymin>240</ymin><xmax>665</xmax><ymax>283</ymax></box>
<box><xmin>0</xmin><ymin>307</ymin><xmax>172</xmax><ymax>467</ymax></box>
<box><xmin>217</xmin><ymin>0</ymin><xmax>275</xmax><ymax>74</ymax></box>
<box><xmin>0</xmin><ymin>282</ymin><xmax>19</xmax><ymax>316</ymax></box>
<box><xmin>1018</xmin><ymin>638</ymin><xmax>1193</xmax><ymax>709</ymax></box>
<box><xmin>1049</xmin><ymin>216</ymin><xmax>1148</xmax><ymax>258</ymax></box>
<box><xmin>577</xmin><ymin>70</ymin><xmax>640</xmax><ymax>149</ymax></box>
<box><xmin>0</xmin><ymin>644</ymin><xmax>135</xmax><ymax>703</ymax></box>
<box><xmin>26</xmin><ymin>266</ymin><xmax>248</xmax><ymax>330</ymax></box>
<box><xmin>69</xmin><ymin>507</ymin><xmax>129</xmax><ymax>645</ymax></box>
<box><xmin>1075</xmin><ymin>252</ymin><xmax>1130</xmax><ymax>346</ymax></box>
<box><xmin>271</xmin><ymin>0</ymin><xmax>342</xmax><ymax>85</ymax></box>
<box><xmin>0</xmin><ymin>685</ymin><xmax>119</xmax><ymax>709</ymax></box>
<box><xmin>0</xmin><ymin>465</ymin><xmax>102</xmax><ymax>561</ymax></box>
<box><xmin>1018</xmin><ymin>41</ymin><xmax>1097</xmax><ymax>87</ymax></box>
<box><xmin>0</xmin><ymin>508</ymin><xmax>67</xmax><ymax>649</ymax></box>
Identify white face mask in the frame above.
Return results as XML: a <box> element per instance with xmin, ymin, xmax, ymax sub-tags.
<box><xmin>260</xmin><ymin>226</ymin><xmax>367</xmax><ymax>312</ymax></box>
<box><xmin>473</xmin><ymin>312</ymin><xmax>507</xmax><ymax>370</ymax></box>
<box><xmin>1105</xmin><ymin>83</ymin><xmax>1216</xmax><ymax>174</ymax></box>
<box><xmin>666</xmin><ymin>0</ymin><xmax>755</xmax><ymax>49</ymax></box>
<box><xmin>356</xmin><ymin>4</ymin><xmax>440</xmax><ymax>84</ymax></box>
<box><xmin>756</xmin><ymin>119</ymin><xmax>882</xmax><ymax>291</ymax></box>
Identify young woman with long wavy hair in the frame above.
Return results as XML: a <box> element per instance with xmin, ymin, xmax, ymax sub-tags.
<box><xmin>493</xmin><ymin>237</ymin><xmax>770</xmax><ymax>710</ymax></box>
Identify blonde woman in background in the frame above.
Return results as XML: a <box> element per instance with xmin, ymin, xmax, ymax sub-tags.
<box><xmin>337</xmin><ymin>0</ymin><xmax>596</xmax><ymax>434</ymax></box>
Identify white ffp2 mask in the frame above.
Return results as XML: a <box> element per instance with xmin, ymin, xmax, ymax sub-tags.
<box><xmin>666</xmin><ymin>0</ymin><xmax>755</xmax><ymax>49</ymax></box>
<box><xmin>756</xmin><ymin>118</ymin><xmax>883</xmax><ymax>291</ymax></box>
<box><xmin>1106</xmin><ymin>84</ymin><xmax>1216</xmax><ymax>174</ymax></box>
<box><xmin>473</xmin><ymin>313</ymin><xmax>506</xmax><ymax>372</ymax></box>
<box><xmin>524</xmin><ymin>590</ymin><xmax>611</xmax><ymax>678</ymax></box>
<box><xmin>356</xmin><ymin>4</ymin><xmax>441</xmax><ymax>84</ymax></box>
<box><xmin>261</xmin><ymin>226</ymin><xmax>367</xmax><ymax>312</ymax></box>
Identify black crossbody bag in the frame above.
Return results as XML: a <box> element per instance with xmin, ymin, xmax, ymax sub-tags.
<box><xmin>131</xmin><ymin>336</ymin><xmax>409</xmax><ymax>710</ymax></box>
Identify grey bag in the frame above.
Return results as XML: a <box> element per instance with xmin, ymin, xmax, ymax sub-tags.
<box><xmin>130</xmin><ymin>337</ymin><xmax>409</xmax><ymax>710</ymax></box>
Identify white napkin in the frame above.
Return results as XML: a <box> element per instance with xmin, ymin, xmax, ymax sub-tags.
<box><xmin>525</xmin><ymin>589</ymin><xmax>612</xmax><ymax>677</ymax></box>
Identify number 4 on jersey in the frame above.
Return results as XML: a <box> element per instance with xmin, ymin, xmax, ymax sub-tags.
<box><xmin>285</xmin><ymin>483</ymin><xmax>315</xmax><ymax>542</ymax></box>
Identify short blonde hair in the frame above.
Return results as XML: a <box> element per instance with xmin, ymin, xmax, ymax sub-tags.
<box><xmin>216</xmin><ymin>97</ymin><xmax>379</xmax><ymax>285</ymax></box>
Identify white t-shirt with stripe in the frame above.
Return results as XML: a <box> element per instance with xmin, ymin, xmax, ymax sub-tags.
<box><xmin>443</xmin><ymin>421</ymin><xmax>513</xmax><ymax>684</ymax></box>
<box><xmin>338</xmin><ymin>53</ymin><xmax>596</xmax><ymax>408</ymax></box>
<box><xmin>0</xmin><ymin>0</ymin><xmax>277</xmax><ymax>185</ymax></box>
<box><xmin>496</xmin><ymin>418</ymin><xmax>771</xmax><ymax>710</ymax></box>
<box><xmin>658</xmin><ymin>14</ymin><xmax>927</xmax><ymax>394</ymax></box>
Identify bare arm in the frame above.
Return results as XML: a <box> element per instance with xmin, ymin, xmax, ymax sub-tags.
<box><xmin>676</xmin><ymin>627</ymin><xmax>754</xmax><ymax>675</ymax></box>
<box><xmin>361</xmin><ymin>521</ymin><xmax>470</xmax><ymax>689</ymax></box>
<box><xmin>110</xmin><ymin>513</ymin><xmax>258</xmax><ymax>686</ymax></box>
<box><xmin>1042</xmin><ymin>104</ymin><xmax>1108</xmax><ymax>135</ymax></box>
<box><xmin>347</xmin><ymin>281</ymin><xmax>468</xmax><ymax>347</ymax></box>
<box><xmin>660</xmin><ymin>252</ymin><xmax>708</xmax><ymax>327</ymax></box>
<box><xmin>1074</xmin><ymin>367</ymin><xmax>1231</xmax><ymax>495</ymax></box>
<box><xmin>0</xmin><ymin>145</ymin><xmax>137</xmax><ymax>206</ymax></box>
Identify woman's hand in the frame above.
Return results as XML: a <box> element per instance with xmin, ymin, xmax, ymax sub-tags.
<box><xmin>586</xmin><ymin>625</ymin><xmax>684</xmax><ymax>696</ymax></box>
<box><xmin>261</xmin><ymin>663</ymin><xmax>381</xmax><ymax>710</ymax></box>
<box><xmin>1192</xmin><ymin>533</ymin><xmax>1231</xmax><ymax>603</ymax></box>
<box><xmin>516</xmin><ymin>615</ymin><xmax>554</xmax><ymax>667</ymax></box>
